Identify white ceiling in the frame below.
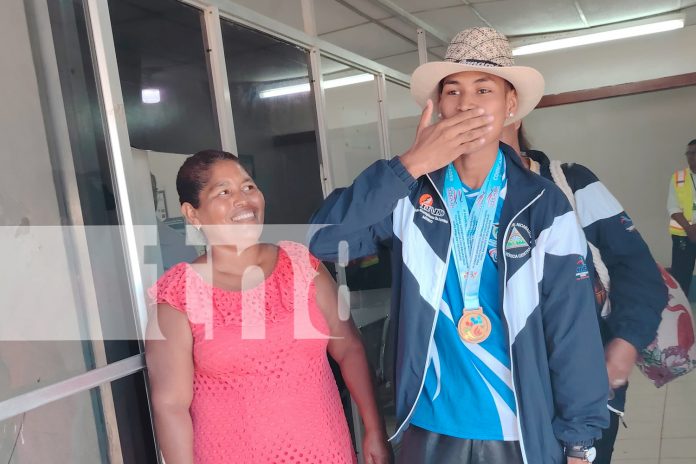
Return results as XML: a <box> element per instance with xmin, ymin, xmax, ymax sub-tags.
<box><xmin>230</xmin><ymin>0</ymin><xmax>696</xmax><ymax>74</ymax></box>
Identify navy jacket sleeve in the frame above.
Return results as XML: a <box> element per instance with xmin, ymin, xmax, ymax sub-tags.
<box><xmin>540</xmin><ymin>187</ymin><xmax>610</xmax><ymax>447</ymax></box>
<box><xmin>564</xmin><ymin>163</ymin><xmax>666</xmax><ymax>350</ymax></box>
<box><xmin>308</xmin><ymin>157</ymin><xmax>416</xmax><ymax>262</ymax></box>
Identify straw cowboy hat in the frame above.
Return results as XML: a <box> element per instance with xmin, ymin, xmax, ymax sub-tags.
<box><xmin>411</xmin><ymin>27</ymin><xmax>545</xmax><ymax>125</ymax></box>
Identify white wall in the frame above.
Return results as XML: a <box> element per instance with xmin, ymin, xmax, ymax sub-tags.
<box><xmin>514</xmin><ymin>13</ymin><xmax>696</xmax><ymax>265</ymax></box>
<box><xmin>524</xmin><ymin>85</ymin><xmax>696</xmax><ymax>265</ymax></box>
<box><xmin>516</xmin><ymin>23</ymin><xmax>696</xmax><ymax>95</ymax></box>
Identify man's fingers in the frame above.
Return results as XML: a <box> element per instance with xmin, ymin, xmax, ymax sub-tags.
<box><xmin>416</xmin><ymin>99</ymin><xmax>434</xmax><ymax>136</ymax></box>
<box><xmin>442</xmin><ymin>115</ymin><xmax>494</xmax><ymax>140</ymax></box>
<box><xmin>456</xmin><ymin>137</ymin><xmax>488</xmax><ymax>155</ymax></box>
<box><xmin>453</xmin><ymin>124</ymin><xmax>492</xmax><ymax>146</ymax></box>
<box><xmin>440</xmin><ymin>107</ymin><xmax>487</xmax><ymax>128</ymax></box>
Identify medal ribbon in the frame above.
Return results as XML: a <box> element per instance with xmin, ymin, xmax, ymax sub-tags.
<box><xmin>444</xmin><ymin>150</ymin><xmax>505</xmax><ymax>310</ymax></box>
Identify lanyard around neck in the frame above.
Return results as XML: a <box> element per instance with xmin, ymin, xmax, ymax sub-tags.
<box><xmin>444</xmin><ymin>150</ymin><xmax>505</xmax><ymax>310</ymax></box>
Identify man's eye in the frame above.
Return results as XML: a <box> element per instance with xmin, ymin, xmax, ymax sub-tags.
<box><xmin>242</xmin><ymin>185</ymin><xmax>255</xmax><ymax>191</ymax></box>
<box><xmin>478</xmin><ymin>88</ymin><xmax>491</xmax><ymax>94</ymax></box>
<box><xmin>446</xmin><ymin>89</ymin><xmax>459</xmax><ymax>96</ymax></box>
<box><xmin>219</xmin><ymin>189</ymin><xmax>229</xmax><ymax>196</ymax></box>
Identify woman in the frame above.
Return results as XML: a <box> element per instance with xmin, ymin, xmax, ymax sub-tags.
<box><xmin>146</xmin><ymin>149</ymin><xmax>390</xmax><ymax>464</ymax></box>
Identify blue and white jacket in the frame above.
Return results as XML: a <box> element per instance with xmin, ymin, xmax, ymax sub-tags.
<box><xmin>527</xmin><ymin>149</ymin><xmax>667</xmax><ymax>413</ymax></box>
<box><xmin>309</xmin><ymin>144</ymin><xmax>609</xmax><ymax>464</ymax></box>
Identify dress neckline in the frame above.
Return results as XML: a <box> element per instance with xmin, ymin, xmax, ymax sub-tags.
<box><xmin>184</xmin><ymin>245</ymin><xmax>284</xmax><ymax>294</ymax></box>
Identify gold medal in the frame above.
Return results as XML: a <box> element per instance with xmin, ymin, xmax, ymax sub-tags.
<box><xmin>457</xmin><ymin>307</ymin><xmax>491</xmax><ymax>344</ymax></box>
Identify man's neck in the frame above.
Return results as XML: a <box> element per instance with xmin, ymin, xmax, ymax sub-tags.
<box><xmin>453</xmin><ymin>144</ymin><xmax>500</xmax><ymax>189</ymax></box>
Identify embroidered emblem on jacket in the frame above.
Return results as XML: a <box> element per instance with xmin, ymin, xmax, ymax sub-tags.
<box><xmin>417</xmin><ymin>193</ymin><xmax>448</xmax><ymax>224</ymax></box>
<box><xmin>619</xmin><ymin>214</ymin><xmax>636</xmax><ymax>232</ymax></box>
<box><xmin>576</xmin><ymin>256</ymin><xmax>590</xmax><ymax>280</ymax></box>
<box><xmin>505</xmin><ymin>223</ymin><xmax>532</xmax><ymax>258</ymax></box>
<box><xmin>489</xmin><ymin>247</ymin><xmax>498</xmax><ymax>263</ymax></box>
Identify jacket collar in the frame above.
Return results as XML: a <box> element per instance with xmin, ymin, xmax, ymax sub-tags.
<box><xmin>428</xmin><ymin>142</ymin><xmax>545</xmax><ymax>214</ymax></box>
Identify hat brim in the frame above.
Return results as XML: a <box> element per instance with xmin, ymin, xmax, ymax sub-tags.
<box><xmin>410</xmin><ymin>61</ymin><xmax>545</xmax><ymax>125</ymax></box>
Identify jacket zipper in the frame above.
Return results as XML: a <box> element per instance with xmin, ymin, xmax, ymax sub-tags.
<box><xmin>389</xmin><ymin>174</ymin><xmax>453</xmax><ymax>441</ymax></box>
<box><xmin>501</xmin><ymin>189</ymin><xmax>545</xmax><ymax>464</ymax></box>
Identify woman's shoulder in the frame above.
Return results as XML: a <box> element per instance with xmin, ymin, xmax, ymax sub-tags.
<box><xmin>152</xmin><ymin>262</ymin><xmax>191</xmax><ymax>290</ymax></box>
<box><xmin>559</xmin><ymin>161</ymin><xmax>600</xmax><ymax>191</ymax></box>
<box><xmin>277</xmin><ymin>241</ymin><xmax>321</xmax><ymax>270</ymax></box>
<box><xmin>147</xmin><ymin>262</ymin><xmax>197</xmax><ymax>313</ymax></box>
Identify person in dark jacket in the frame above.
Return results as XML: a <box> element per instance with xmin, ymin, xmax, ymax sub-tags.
<box><xmin>309</xmin><ymin>27</ymin><xmax>608</xmax><ymax>464</ymax></box>
<box><xmin>501</xmin><ymin>120</ymin><xmax>667</xmax><ymax>464</ymax></box>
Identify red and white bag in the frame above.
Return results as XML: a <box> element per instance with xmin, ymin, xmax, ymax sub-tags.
<box><xmin>636</xmin><ymin>266</ymin><xmax>696</xmax><ymax>387</ymax></box>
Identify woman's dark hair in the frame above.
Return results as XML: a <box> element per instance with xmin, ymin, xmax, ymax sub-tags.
<box><xmin>176</xmin><ymin>149</ymin><xmax>239</xmax><ymax>208</ymax></box>
<box><xmin>689</xmin><ymin>139</ymin><xmax>696</xmax><ymax>146</ymax></box>
<box><xmin>517</xmin><ymin>122</ymin><xmax>533</xmax><ymax>153</ymax></box>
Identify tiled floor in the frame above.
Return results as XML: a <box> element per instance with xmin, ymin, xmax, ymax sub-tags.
<box><xmin>613</xmin><ymin>368</ymin><xmax>696</xmax><ymax>464</ymax></box>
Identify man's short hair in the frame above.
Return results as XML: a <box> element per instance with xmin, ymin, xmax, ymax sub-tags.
<box><xmin>689</xmin><ymin>139</ymin><xmax>696</xmax><ymax>146</ymax></box>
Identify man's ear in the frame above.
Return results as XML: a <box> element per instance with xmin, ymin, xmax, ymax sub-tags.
<box><xmin>506</xmin><ymin>88</ymin><xmax>519</xmax><ymax>118</ymax></box>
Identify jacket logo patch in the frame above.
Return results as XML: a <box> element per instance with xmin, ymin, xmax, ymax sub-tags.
<box><xmin>576</xmin><ymin>256</ymin><xmax>590</xmax><ymax>280</ymax></box>
<box><xmin>419</xmin><ymin>194</ymin><xmax>433</xmax><ymax>207</ymax></box>
<box><xmin>619</xmin><ymin>214</ymin><xmax>636</xmax><ymax>232</ymax></box>
<box><xmin>417</xmin><ymin>193</ymin><xmax>448</xmax><ymax>224</ymax></box>
<box><xmin>489</xmin><ymin>247</ymin><xmax>498</xmax><ymax>263</ymax></box>
<box><xmin>505</xmin><ymin>223</ymin><xmax>532</xmax><ymax>258</ymax></box>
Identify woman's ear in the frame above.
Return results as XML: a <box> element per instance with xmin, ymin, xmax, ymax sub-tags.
<box><xmin>181</xmin><ymin>202</ymin><xmax>199</xmax><ymax>227</ymax></box>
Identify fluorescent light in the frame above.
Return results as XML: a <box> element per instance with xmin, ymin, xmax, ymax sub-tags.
<box><xmin>259</xmin><ymin>73</ymin><xmax>375</xmax><ymax>98</ymax></box>
<box><xmin>141</xmin><ymin>88</ymin><xmax>161</xmax><ymax>104</ymax></box>
<box><xmin>259</xmin><ymin>83</ymin><xmax>311</xmax><ymax>98</ymax></box>
<box><xmin>512</xmin><ymin>18</ymin><xmax>684</xmax><ymax>56</ymax></box>
<box><xmin>323</xmin><ymin>73</ymin><xmax>375</xmax><ymax>89</ymax></box>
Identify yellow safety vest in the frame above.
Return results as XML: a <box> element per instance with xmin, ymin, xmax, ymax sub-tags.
<box><xmin>670</xmin><ymin>168</ymin><xmax>694</xmax><ymax>236</ymax></box>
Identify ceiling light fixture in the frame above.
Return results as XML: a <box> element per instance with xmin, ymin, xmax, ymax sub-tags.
<box><xmin>259</xmin><ymin>73</ymin><xmax>375</xmax><ymax>99</ymax></box>
<box><xmin>141</xmin><ymin>88</ymin><xmax>161</xmax><ymax>104</ymax></box>
<box><xmin>512</xmin><ymin>15</ymin><xmax>685</xmax><ymax>56</ymax></box>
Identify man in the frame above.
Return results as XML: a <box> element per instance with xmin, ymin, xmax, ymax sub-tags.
<box><xmin>309</xmin><ymin>28</ymin><xmax>608</xmax><ymax>464</ymax></box>
<box><xmin>668</xmin><ymin>139</ymin><xmax>696</xmax><ymax>294</ymax></box>
<box><xmin>501</xmin><ymin>121</ymin><xmax>666</xmax><ymax>464</ymax></box>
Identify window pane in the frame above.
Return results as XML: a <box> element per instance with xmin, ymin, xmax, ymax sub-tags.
<box><xmin>318</xmin><ymin>59</ymin><xmax>396</xmax><ymax>439</ymax></box>
<box><xmin>385</xmin><ymin>81</ymin><xmax>422</xmax><ymax>158</ymax></box>
<box><xmin>108</xmin><ymin>0</ymin><xmax>220</xmax><ymax>272</ymax></box>
<box><xmin>47</xmin><ymin>0</ymin><xmax>142</xmax><ymax>365</ymax></box>
<box><xmin>321</xmin><ymin>56</ymin><xmax>382</xmax><ymax>188</ymax></box>
<box><xmin>1</xmin><ymin>0</ymin><xmax>141</xmax><ymax>402</ymax></box>
<box><xmin>0</xmin><ymin>371</ymin><xmax>156</xmax><ymax>463</ymax></box>
<box><xmin>108</xmin><ymin>0</ymin><xmax>221</xmax><ymax>153</ymax></box>
<box><xmin>221</xmin><ymin>20</ymin><xmax>324</xmax><ymax>224</ymax></box>
<box><xmin>111</xmin><ymin>371</ymin><xmax>158</xmax><ymax>463</ymax></box>
<box><xmin>0</xmin><ymin>390</ymin><xmax>106</xmax><ymax>462</ymax></box>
